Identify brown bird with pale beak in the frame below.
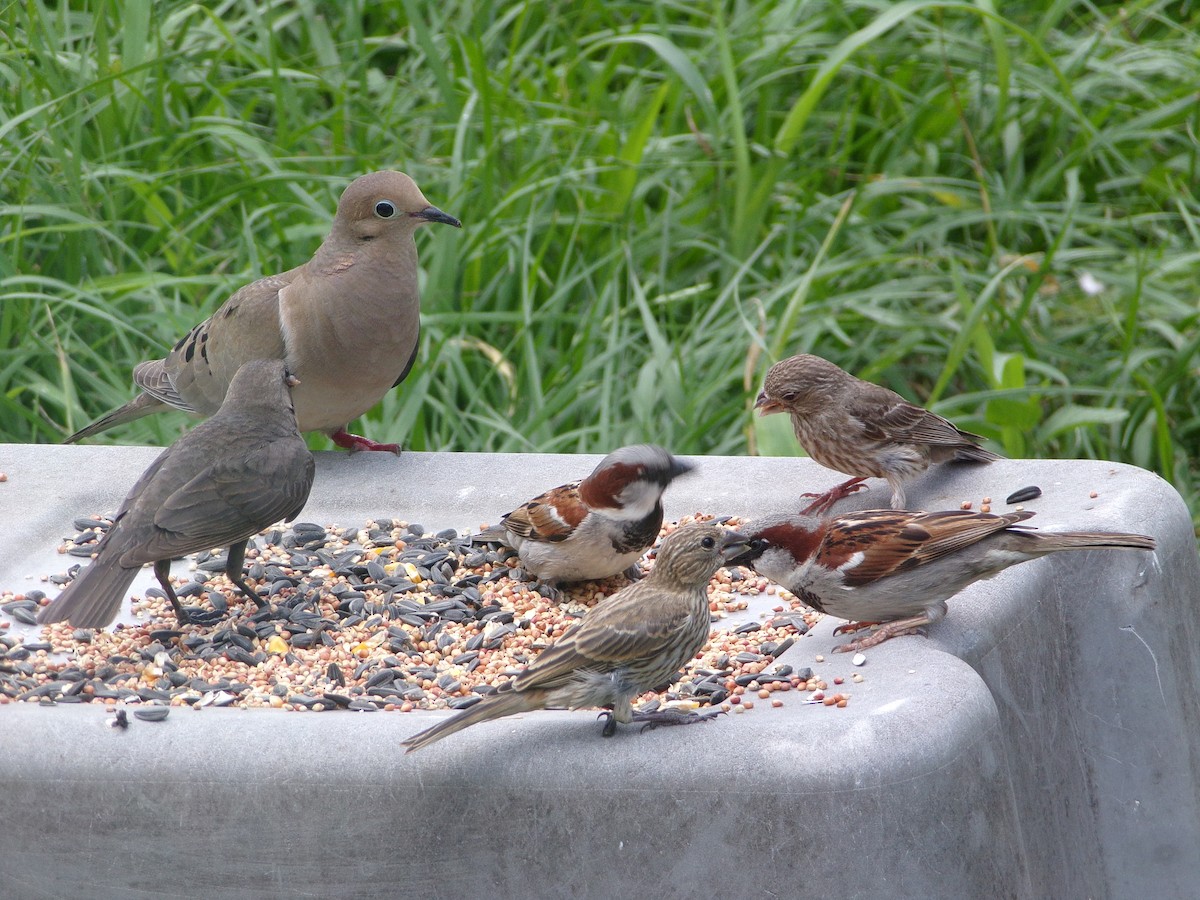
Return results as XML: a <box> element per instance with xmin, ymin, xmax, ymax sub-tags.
<box><xmin>756</xmin><ymin>354</ymin><xmax>1001</xmax><ymax>513</ymax></box>
<box><xmin>403</xmin><ymin>522</ymin><xmax>749</xmax><ymax>752</ymax></box>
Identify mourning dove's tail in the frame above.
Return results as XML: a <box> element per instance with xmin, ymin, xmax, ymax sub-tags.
<box><xmin>35</xmin><ymin>555</ymin><xmax>139</xmax><ymax>629</ymax></box>
<box><xmin>64</xmin><ymin>392</ymin><xmax>167</xmax><ymax>444</ymax></box>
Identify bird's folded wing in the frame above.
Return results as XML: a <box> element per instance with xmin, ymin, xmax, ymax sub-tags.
<box><xmin>500</xmin><ymin>482</ymin><xmax>585</xmax><ymax>542</ymax></box>
<box><xmin>133</xmin><ymin>359</ymin><xmax>198</xmax><ymax>413</ymax></box>
<box><xmin>827</xmin><ymin>509</ymin><xmax>1028</xmax><ymax>585</ymax></box>
<box><xmin>126</xmin><ymin>442</ymin><xmax>314</xmax><ymax>563</ymax></box>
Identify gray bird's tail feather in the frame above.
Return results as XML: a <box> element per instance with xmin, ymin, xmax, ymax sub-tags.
<box><xmin>402</xmin><ymin>689</ymin><xmax>541</xmax><ymax>753</ymax></box>
<box><xmin>471</xmin><ymin>524</ymin><xmax>509</xmax><ymax>545</ymax></box>
<box><xmin>65</xmin><ymin>393</ymin><xmax>164</xmax><ymax>444</ymax></box>
<box><xmin>35</xmin><ymin>559</ymin><xmax>140</xmax><ymax>629</ymax></box>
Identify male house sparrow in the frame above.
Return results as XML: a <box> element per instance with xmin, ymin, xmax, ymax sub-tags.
<box><xmin>756</xmin><ymin>354</ymin><xmax>1001</xmax><ymax>512</ymax></box>
<box><xmin>404</xmin><ymin>523</ymin><xmax>749</xmax><ymax>752</ymax></box>
<box><xmin>39</xmin><ymin>360</ymin><xmax>315</xmax><ymax>629</ymax></box>
<box><xmin>729</xmin><ymin>508</ymin><xmax>1155</xmax><ymax>653</ymax></box>
<box><xmin>66</xmin><ymin>171</ymin><xmax>461</xmax><ymax>453</ymax></box>
<box><xmin>474</xmin><ymin>445</ymin><xmax>694</xmax><ymax>599</ymax></box>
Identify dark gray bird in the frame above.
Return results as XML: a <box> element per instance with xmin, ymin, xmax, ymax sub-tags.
<box><xmin>403</xmin><ymin>522</ymin><xmax>749</xmax><ymax>752</ymax></box>
<box><xmin>756</xmin><ymin>354</ymin><xmax>1002</xmax><ymax>513</ymax></box>
<box><xmin>38</xmin><ymin>359</ymin><xmax>315</xmax><ymax>629</ymax></box>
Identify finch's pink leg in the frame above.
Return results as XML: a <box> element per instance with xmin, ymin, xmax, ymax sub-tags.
<box><xmin>800</xmin><ymin>477</ymin><xmax>868</xmax><ymax>515</ymax></box>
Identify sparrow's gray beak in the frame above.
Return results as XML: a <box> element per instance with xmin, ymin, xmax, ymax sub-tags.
<box><xmin>414</xmin><ymin>206</ymin><xmax>462</xmax><ymax>228</ymax></box>
<box><xmin>720</xmin><ymin>530</ymin><xmax>752</xmax><ymax>564</ymax></box>
<box><xmin>723</xmin><ymin>532</ymin><xmax>765</xmax><ymax>567</ymax></box>
<box><xmin>669</xmin><ymin>457</ymin><xmax>695</xmax><ymax>480</ymax></box>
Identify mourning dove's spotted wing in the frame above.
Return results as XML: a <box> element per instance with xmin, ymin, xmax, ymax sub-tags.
<box><xmin>66</xmin><ymin>171</ymin><xmax>461</xmax><ymax>453</ymax></box>
<box><xmin>39</xmin><ymin>359</ymin><xmax>316</xmax><ymax>629</ymax></box>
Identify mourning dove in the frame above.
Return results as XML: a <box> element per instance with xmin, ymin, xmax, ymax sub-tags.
<box><xmin>403</xmin><ymin>523</ymin><xmax>750</xmax><ymax>752</ymax></box>
<box><xmin>65</xmin><ymin>171</ymin><xmax>461</xmax><ymax>453</ymax></box>
<box><xmin>39</xmin><ymin>359</ymin><xmax>316</xmax><ymax>629</ymax></box>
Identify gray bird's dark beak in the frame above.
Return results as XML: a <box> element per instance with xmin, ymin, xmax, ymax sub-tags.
<box><xmin>414</xmin><ymin>206</ymin><xmax>462</xmax><ymax>228</ymax></box>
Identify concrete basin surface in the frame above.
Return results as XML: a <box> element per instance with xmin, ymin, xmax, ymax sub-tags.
<box><xmin>0</xmin><ymin>444</ymin><xmax>1197</xmax><ymax>899</ymax></box>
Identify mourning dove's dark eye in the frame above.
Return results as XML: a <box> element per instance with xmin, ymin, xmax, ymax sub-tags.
<box><xmin>701</xmin><ymin>536</ymin><xmax>716</xmax><ymax>550</ymax></box>
<box><xmin>374</xmin><ymin>200</ymin><xmax>396</xmax><ymax>218</ymax></box>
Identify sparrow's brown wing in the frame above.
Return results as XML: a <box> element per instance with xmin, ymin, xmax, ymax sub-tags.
<box><xmin>500</xmin><ymin>481</ymin><xmax>586</xmax><ymax>542</ymax></box>
<box><xmin>822</xmin><ymin>509</ymin><xmax>1035</xmax><ymax>586</ymax></box>
<box><xmin>845</xmin><ymin>384</ymin><xmax>980</xmax><ymax>447</ymax></box>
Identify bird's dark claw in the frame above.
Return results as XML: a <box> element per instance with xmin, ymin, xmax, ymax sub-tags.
<box><xmin>597</xmin><ymin>710</ymin><xmax>618</xmax><ymax>737</ymax></box>
<box><xmin>633</xmin><ymin>707</ymin><xmax>726</xmax><ymax>733</ymax></box>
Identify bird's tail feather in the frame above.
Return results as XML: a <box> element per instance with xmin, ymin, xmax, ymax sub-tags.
<box><xmin>1028</xmin><ymin>530</ymin><xmax>1157</xmax><ymax>552</ymax></box>
<box><xmin>471</xmin><ymin>524</ymin><xmax>509</xmax><ymax>545</ymax></box>
<box><xmin>953</xmin><ymin>444</ymin><xmax>1004</xmax><ymax>464</ymax></box>
<box><xmin>35</xmin><ymin>559</ymin><xmax>139</xmax><ymax>629</ymax></box>
<box><xmin>65</xmin><ymin>393</ymin><xmax>164</xmax><ymax>444</ymax></box>
<box><xmin>402</xmin><ymin>689</ymin><xmax>542</xmax><ymax>753</ymax></box>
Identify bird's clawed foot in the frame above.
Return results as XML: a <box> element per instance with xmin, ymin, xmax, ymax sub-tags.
<box><xmin>535</xmin><ymin>581</ymin><xmax>564</xmax><ymax>602</ymax></box>
<box><xmin>831</xmin><ymin>620</ymin><xmax>880</xmax><ymax>637</ymax></box>
<box><xmin>331</xmin><ymin>429</ymin><xmax>402</xmax><ymax>455</ymax></box>
<box><xmin>597</xmin><ymin>710</ymin><xmax>619</xmax><ymax>737</ymax></box>
<box><xmin>178</xmin><ymin>607</ymin><xmax>225</xmax><ymax>627</ymax></box>
<box><xmin>800</xmin><ymin>477</ymin><xmax>869</xmax><ymax>516</ymax></box>
<box><xmin>633</xmin><ymin>706</ymin><xmax>726</xmax><ymax>733</ymax></box>
<box><xmin>832</xmin><ymin>618</ymin><xmax>928</xmax><ymax>653</ymax></box>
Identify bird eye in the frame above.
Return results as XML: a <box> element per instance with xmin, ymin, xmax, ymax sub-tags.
<box><xmin>751</xmin><ymin>538</ymin><xmax>769</xmax><ymax>552</ymax></box>
<box><xmin>701</xmin><ymin>536</ymin><xmax>716</xmax><ymax>549</ymax></box>
<box><xmin>781</xmin><ymin>391</ymin><xmax>799</xmax><ymax>403</ymax></box>
<box><xmin>374</xmin><ymin>200</ymin><xmax>396</xmax><ymax>219</ymax></box>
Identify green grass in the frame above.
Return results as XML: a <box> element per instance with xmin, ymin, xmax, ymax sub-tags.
<box><xmin>2</xmin><ymin>0</ymin><xmax>1198</xmax><ymax>527</ymax></box>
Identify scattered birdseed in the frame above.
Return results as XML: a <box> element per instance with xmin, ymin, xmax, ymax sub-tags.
<box><xmin>852</xmin><ymin>653</ymin><xmax>866</xmax><ymax>666</ymax></box>
<box><xmin>1</xmin><ymin>513</ymin><xmax>848</xmax><ymax>719</ymax></box>
<box><xmin>1006</xmin><ymin>486</ymin><xmax>1041</xmax><ymax>505</ymax></box>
